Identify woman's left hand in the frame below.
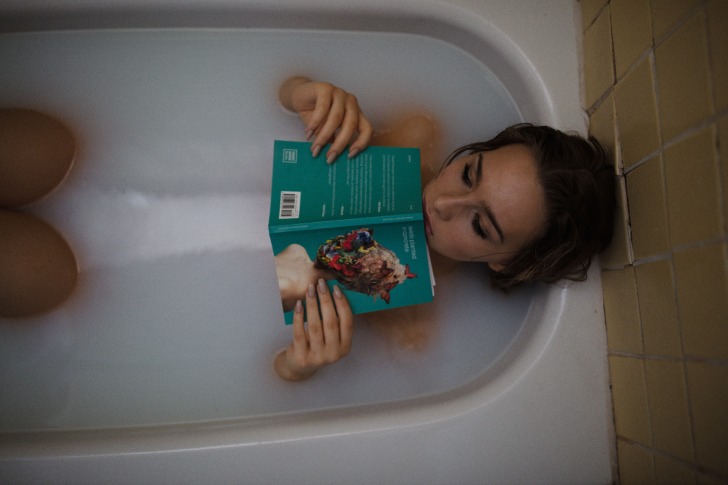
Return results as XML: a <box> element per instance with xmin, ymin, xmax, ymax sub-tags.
<box><xmin>279</xmin><ymin>76</ymin><xmax>374</xmax><ymax>163</ymax></box>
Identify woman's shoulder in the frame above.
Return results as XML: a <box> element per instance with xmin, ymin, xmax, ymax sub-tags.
<box><xmin>374</xmin><ymin>112</ymin><xmax>444</xmax><ymax>182</ymax></box>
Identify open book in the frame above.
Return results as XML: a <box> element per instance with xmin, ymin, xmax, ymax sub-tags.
<box><xmin>269</xmin><ymin>140</ymin><xmax>435</xmax><ymax>324</ymax></box>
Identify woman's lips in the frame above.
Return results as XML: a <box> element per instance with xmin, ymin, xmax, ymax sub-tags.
<box><xmin>422</xmin><ymin>195</ymin><xmax>434</xmax><ymax>237</ymax></box>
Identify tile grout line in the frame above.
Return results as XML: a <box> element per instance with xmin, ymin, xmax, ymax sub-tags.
<box><xmin>601</xmin><ymin>235</ymin><xmax>728</xmax><ymax>271</ymax></box>
<box><xmin>601</xmin><ymin>7</ymin><xmax>629</xmax><ymax>481</ymax></box>
<box><xmin>702</xmin><ymin>0</ymin><xmax>728</xmax><ymax>238</ymax></box>
<box><xmin>621</xmin><ymin>110</ymin><xmax>728</xmax><ymax>177</ymax></box>
<box><xmin>615</xmin><ymin>435</ymin><xmax>728</xmax><ymax>483</ymax></box>
<box><xmin>651</xmin><ymin>0</ymin><xmax>708</xmax><ymax>49</ymax></box>
<box><xmin>609</xmin><ymin>350</ymin><xmax>728</xmax><ymax>367</ymax></box>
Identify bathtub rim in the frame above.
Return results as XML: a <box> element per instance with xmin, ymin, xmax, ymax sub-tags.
<box><xmin>0</xmin><ymin>0</ymin><xmax>557</xmax><ymax>129</ymax></box>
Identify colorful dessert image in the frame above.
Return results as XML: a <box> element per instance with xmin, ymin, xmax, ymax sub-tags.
<box><xmin>314</xmin><ymin>228</ymin><xmax>416</xmax><ymax>303</ymax></box>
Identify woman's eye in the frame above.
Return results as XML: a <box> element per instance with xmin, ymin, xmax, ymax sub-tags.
<box><xmin>471</xmin><ymin>215</ymin><xmax>487</xmax><ymax>239</ymax></box>
<box><xmin>460</xmin><ymin>163</ymin><xmax>472</xmax><ymax>187</ymax></box>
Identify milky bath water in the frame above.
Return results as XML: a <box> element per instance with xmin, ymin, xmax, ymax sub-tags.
<box><xmin>0</xmin><ymin>29</ymin><xmax>536</xmax><ymax>430</ymax></box>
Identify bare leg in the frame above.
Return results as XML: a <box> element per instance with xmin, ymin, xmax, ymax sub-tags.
<box><xmin>0</xmin><ymin>109</ymin><xmax>75</xmax><ymax>208</ymax></box>
<box><xmin>0</xmin><ymin>109</ymin><xmax>78</xmax><ymax>318</ymax></box>
<box><xmin>0</xmin><ymin>210</ymin><xmax>78</xmax><ymax>317</ymax></box>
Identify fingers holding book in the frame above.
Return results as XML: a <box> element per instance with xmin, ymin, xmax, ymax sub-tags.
<box><xmin>274</xmin><ymin>278</ymin><xmax>354</xmax><ymax>381</ymax></box>
<box><xmin>278</xmin><ymin>76</ymin><xmax>373</xmax><ymax>164</ymax></box>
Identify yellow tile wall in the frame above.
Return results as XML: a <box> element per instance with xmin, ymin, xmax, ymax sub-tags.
<box><xmin>581</xmin><ymin>0</ymin><xmax>728</xmax><ymax>483</ymax></box>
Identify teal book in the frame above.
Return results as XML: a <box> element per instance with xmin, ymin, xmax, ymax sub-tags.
<box><xmin>269</xmin><ymin>140</ymin><xmax>435</xmax><ymax>324</ymax></box>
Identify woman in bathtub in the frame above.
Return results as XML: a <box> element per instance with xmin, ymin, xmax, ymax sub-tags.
<box><xmin>273</xmin><ymin>76</ymin><xmax>616</xmax><ymax>381</ymax></box>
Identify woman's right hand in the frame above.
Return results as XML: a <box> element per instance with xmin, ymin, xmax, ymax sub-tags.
<box><xmin>278</xmin><ymin>76</ymin><xmax>374</xmax><ymax>163</ymax></box>
<box><xmin>274</xmin><ymin>278</ymin><xmax>354</xmax><ymax>381</ymax></box>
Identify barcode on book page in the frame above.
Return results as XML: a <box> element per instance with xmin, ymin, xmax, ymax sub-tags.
<box><xmin>279</xmin><ymin>191</ymin><xmax>300</xmax><ymax>219</ymax></box>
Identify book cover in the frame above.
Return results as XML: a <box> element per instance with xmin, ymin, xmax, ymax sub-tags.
<box><xmin>269</xmin><ymin>140</ymin><xmax>434</xmax><ymax>324</ymax></box>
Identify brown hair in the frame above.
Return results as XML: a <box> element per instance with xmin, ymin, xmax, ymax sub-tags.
<box><xmin>443</xmin><ymin>123</ymin><xmax>616</xmax><ymax>289</ymax></box>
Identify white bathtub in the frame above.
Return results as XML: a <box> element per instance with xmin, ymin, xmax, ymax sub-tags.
<box><xmin>0</xmin><ymin>0</ymin><xmax>614</xmax><ymax>483</ymax></box>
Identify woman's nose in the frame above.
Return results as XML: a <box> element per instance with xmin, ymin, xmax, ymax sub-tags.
<box><xmin>431</xmin><ymin>192</ymin><xmax>472</xmax><ymax>220</ymax></box>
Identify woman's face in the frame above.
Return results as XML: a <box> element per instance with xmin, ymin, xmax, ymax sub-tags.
<box><xmin>422</xmin><ymin>144</ymin><xmax>548</xmax><ymax>272</ymax></box>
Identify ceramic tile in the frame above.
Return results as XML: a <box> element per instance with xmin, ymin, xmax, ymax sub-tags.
<box><xmin>663</xmin><ymin>127</ymin><xmax>721</xmax><ymax>248</ymax></box>
<box><xmin>617</xmin><ymin>439</ymin><xmax>656</xmax><ymax>484</ymax></box>
<box><xmin>584</xmin><ymin>8</ymin><xmax>615</xmax><ymax>109</ymax></box>
<box><xmin>635</xmin><ymin>259</ymin><xmax>682</xmax><ymax>357</ymax></box>
<box><xmin>718</xmin><ymin>116</ymin><xmax>728</xmax><ymax>234</ymax></box>
<box><xmin>655</xmin><ymin>11</ymin><xmax>713</xmax><ymax>142</ymax></box>
<box><xmin>615</xmin><ymin>57</ymin><xmax>660</xmax><ymax>168</ymax></box>
<box><xmin>686</xmin><ymin>361</ymin><xmax>728</xmax><ymax>477</ymax></box>
<box><xmin>581</xmin><ymin>0</ymin><xmax>609</xmax><ymax>30</ymax></box>
<box><xmin>589</xmin><ymin>92</ymin><xmax>617</xmax><ymax>169</ymax></box>
<box><xmin>650</xmin><ymin>0</ymin><xmax>701</xmax><ymax>41</ymax></box>
<box><xmin>626</xmin><ymin>156</ymin><xmax>670</xmax><ymax>259</ymax></box>
<box><xmin>697</xmin><ymin>473</ymin><xmax>728</xmax><ymax>485</ymax></box>
<box><xmin>645</xmin><ymin>359</ymin><xmax>694</xmax><ymax>461</ymax></box>
<box><xmin>589</xmin><ymin>92</ymin><xmax>632</xmax><ymax>267</ymax></box>
<box><xmin>654</xmin><ymin>454</ymin><xmax>697</xmax><ymax>485</ymax></box>
<box><xmin>600</xmin><ymin>176</ymin><xmax>632</xmax><ymax>268</ymax></box>
<box><xmin>602</xmin><ymin>267</ymin><xmax>643</xmax><ymax>353</ymax></box>
<box><xmin>707</xmin><ymin>0</ymin><xmax>728</xmax><ymax>112</ymax></box>
<box><xmin>610</xmin><ymin>355</ymin><xmax>652</xmax><ymax>445</ymax></box>
<box><xmin>673</xmin><ymin>244</ymin><xmax>728</xmax><ymax>360</ymax></box>
<box><xmin>611</xmin><ymin>0</ymin><xmax>653</xmax><ymax>78</ymax></box>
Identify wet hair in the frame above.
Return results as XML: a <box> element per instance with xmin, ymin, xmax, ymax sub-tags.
<box><xmin>443</xmin><ymin>123</ymin><xmax>616</xmax><ymax>289</ymax></box>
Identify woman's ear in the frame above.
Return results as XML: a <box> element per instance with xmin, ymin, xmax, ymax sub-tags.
<box><xmin>487</xmin><ymin>261</ymin><xmax>506</xmax><ymax>273</ymax></box>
